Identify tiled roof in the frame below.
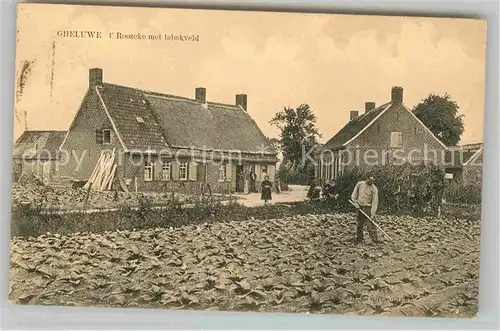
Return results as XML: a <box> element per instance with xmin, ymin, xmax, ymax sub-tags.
<box><xmin>98</xmin><ymin>83</ymin><xmax>276</xmax><ymax>157</ymax></box>
<box><xmin>324</xmin><ymin>102</ymin><xmax>392</xmax><ymax>150</ymax></box>
<box><xmin>13</xmin><ymin>130</ymin><xmax>67</xmax><ymax>160</ymax></box>
<box><xmin>97</xmin><ymin>84</ymin><xmax>170</xmax><ymax>151</ymax></box>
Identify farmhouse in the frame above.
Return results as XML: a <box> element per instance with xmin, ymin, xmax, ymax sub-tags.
<box><xmin>59</xmin><ymin>68</ymin><xmax>278</xmax><ymax>194</ymax></box>
<box><xmin>12</xmin><ymin>130</ymin><xmax>67</xmax><ymax>184</ymax></box>
<box><xmin>315</xmin><ymin>86</ymin><xmax>449</xmax><ymax>183</ymax></box>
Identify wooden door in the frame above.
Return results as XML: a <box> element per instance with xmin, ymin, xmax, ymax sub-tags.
<box><xmin>235</xmin><ymin>165</ymin><xmax>244</xmax><ymax>192</ymax></box>
<box><xmin>197</xmin><ymin>163</ymin><xmax>207</xmax><ymax>195</ymax></box>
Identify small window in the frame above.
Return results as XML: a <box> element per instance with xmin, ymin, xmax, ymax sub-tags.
<box><xmin>103</xmin><ymin>129</ymin><xmax>111</xmax><ymax>144</ymax></box>
<box><xmin>390</xmin><ymin>132</ymin><xmax>403</xmax><ymax>148</ymax></box>
<box><xmin>136</xmin><ymin>116</ymin><xmax>145</xmax><ymax>124</ymax></box>
<box><xmin>179</xmin><ymin>161</ymin><xmax>188</xmax><ymax>181</ymax></box>
<box><xmin>414</xmin><ymin>126</ymin><xmax>417</xmax><ymax>136</ymax></box>
<box><xmin>144</xmin><ymin>160</ymin><xmax>153</xmax><ymax>181</ymax></box>
<box><xmin>96</xmin><ymin>129</ymin><xmax>103</xmax><ymax>144</ymax></box>
<box><xmin>219</xmin><ymin>164</ymin><xmax>226</xmax><ymax>181</ymax></box>
<box><xmin>34</xmin><ymin>143</ymin><xmax>39</xmax><ymax>150</ymax></box>
<box><xmin>162</xmin><ymin>161</ymin><xmax>171</xmax><ymax>181</ymax></box>
<box><xmin>377</xmin><ymin>124</ymin><xmax>380</xmax><ymax>134</ymax></box>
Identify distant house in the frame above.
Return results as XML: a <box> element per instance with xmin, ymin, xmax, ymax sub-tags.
<box><xmin>59</xmin><ymin>68</ymin><xmax>278</xmax><ymax>193</ymax></box>
<box><xmin>315</xmin><ymin>86</ymin><xmax>449</xmax><ymax>183</ymax></box>
<box><xmin>444</xmin><ymin>143</ymin><xmax>483</xmax><ymax>184</ymax></box>
<box><xmin>12</xmin><ymin>130</ymin><xmax>67</xmax><ymax>184</ymax></box>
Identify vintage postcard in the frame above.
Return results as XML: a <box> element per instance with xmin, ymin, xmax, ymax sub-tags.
<box><xmin>10</xmin><ymin>3</ymin><xmax>486</xmax><ymax>318</ymax></box>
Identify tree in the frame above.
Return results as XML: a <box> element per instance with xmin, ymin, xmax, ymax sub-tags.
<box><xmin>265</xmin><ymin>137</ymin><xmax>281</xmax><ymax>154</ymax></box>
<box><xmin>269</xmin><ymin>104</ymin><xmax>321</xmax><ymax>173</ymax></box>
<box><xmin>412</xmin><ymin>93</ymin><xmax>464</xmax><ymax>146</ymax></box>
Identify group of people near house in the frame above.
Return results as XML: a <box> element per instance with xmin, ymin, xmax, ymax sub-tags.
<box><xmin>240</xmin><ymin>169</ymin><xmax>279</xmax><ymax>205</ymax></box>
<box><xmin>307</xmin><ymin>179</ymin><xmax>339</xmax><ymax>202</ymax></box>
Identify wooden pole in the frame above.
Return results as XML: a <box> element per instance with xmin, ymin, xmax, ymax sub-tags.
<box><xmin>84</xmin><ymin>152</ymin><xmax>105</xmax><ymax>190</ymax></box>
<box><xmin>349</xmin><ymin>200</ymin><xmax>393</xmax><ymax>241</ymax></box>
<box><xmin>106</xmin><ymin>164</ymin><xmax>117</xmax><ymax>190</ymax></box>
<box><xmin>84</xmin><ymin>182</ymin><xmax>93</xmax><ymax>209</ymax></box>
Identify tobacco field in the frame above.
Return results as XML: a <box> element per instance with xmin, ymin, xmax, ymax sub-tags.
<box><xmin>9</xmin><ymin>213</ymin><xmax>480</xmax><ymax>317</ymax></box>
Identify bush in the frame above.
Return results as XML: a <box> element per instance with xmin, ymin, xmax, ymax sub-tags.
<box><xmin>277</xmin><ymin>162</ymin><xmax>315</xmax><ymax>185</ymax></box>
<box><xmin>11</xmin><ymin>194</ymin><xmax>340</xmax><ymax>238</ymax></box>
<box><xmin>335</xmin><ymin>163</ymin><xmax>446</xmax><ymax>216</ymax></box>
<box><xmin>443</xmin><ymin>182</ymin><xmax>482</xmax><ymax>205</ymax></box>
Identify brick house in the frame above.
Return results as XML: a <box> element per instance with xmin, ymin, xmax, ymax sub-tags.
<box><xmin>315</xmin><ymin>86</ymin><xmax>449</xmax><ymax>183</ymax></box>
<box><xmin>59</xmin><ymin>68</ymin><xmax>278</xmax><ymax>193</ymax></box>
<box><xmin>12</xmin><ymin>130</ymin><xmax>67</xmax><ymax>184</ymax></box>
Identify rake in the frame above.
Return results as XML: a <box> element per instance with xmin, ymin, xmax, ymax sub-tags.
<box><xmin>349</xmin><ymin>199</ymin><xmax>393</xmax><ymax>242</ymax></box>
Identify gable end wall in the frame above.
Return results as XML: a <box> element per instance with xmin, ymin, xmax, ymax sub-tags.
<box><xmin>60</xmin><ymin>89</ymin><xmax>123</xmax><ymax>181</ymax></box>
<box><xmin>344</xmin><ymin>104</ymin><xmax>447</xmax><ymax>170</ymax></box>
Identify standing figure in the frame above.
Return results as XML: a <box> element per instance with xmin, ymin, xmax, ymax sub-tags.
<box><xmin>307</xmin><ymin>179</ymin><xmax>316</xmax><ymax>200</ymax></box>
<box><xmin>328</xmin><ymin>179</ymin><xmax>340</xmax><ymax>208</ymax></box>
<box><xmin>351</xmin><ymin>176</ymin><xmax>380</xmax><ymax>244</ymax></box>
<box><xmin>261</xmin><ymin>175</ymin><xmax>273</xmax><ymax>205</ymax></box>
<box><xmin>307</xmin><ymin>179</ymin><xmax>321</xmax><ymax>201</ymax></box>
<box><xmin>250</xmin><ymin>171</ymin><xmax>257</xmax><ymax>193</ymax></box>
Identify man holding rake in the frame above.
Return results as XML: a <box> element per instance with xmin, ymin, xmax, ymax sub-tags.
<box><xmin>350</xmin><ymin>176</ymin><xmax>382</xmax><ymax>244</ymax></box>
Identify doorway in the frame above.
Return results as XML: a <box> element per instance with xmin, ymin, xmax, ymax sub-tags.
<box><xmin>235</xmin><ymin>165</ymin><xmax>244</xmax><ymax>193</ymax></box>
<box><xmin>197</xmin><ymin>163</ymin><xmax>207</xmax><ymax>194</ymax></box>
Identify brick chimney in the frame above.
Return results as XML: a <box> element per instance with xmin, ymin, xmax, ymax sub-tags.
<box><xmin>236</xmin><ymin>94</ymin><xmax>247</xmax><ymax>111</ymax></box>
<box><xmin>195</xmin><ymin>87</ymin><xmax>206</xmax><ymax>104</ymax></box>
<box><xmin>391</xmin><ymin>86</ymin><xmax>403</xmax><ymax>104</ymax></box>
<box><xmin>365</xmin><ymin>102</ymin><xmax>376</xmax><ymax>113</ymax></box>
<box><xmin>89</xmin><ymin>68</ymin><xmax>103</xmax><ymax>87</ymax></box>
<box><xmin>350</xmin><ymin>110</ymin><xmax>359</xmax><ymax>121</ymax></box>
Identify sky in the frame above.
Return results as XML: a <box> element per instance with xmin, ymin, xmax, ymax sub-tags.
<box><xmin>13</xmin><ymin>4</ymin><xmax>487</xmax><ymax>145</ymax></box>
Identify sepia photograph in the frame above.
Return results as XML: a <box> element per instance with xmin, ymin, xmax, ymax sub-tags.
<box><xmin>9</xmin><ymin>3</ymin><xmax>486</xmax><ymax>318</ymax></box>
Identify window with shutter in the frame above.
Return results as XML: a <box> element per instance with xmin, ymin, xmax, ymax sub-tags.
<box><xmin>179</xmin><ymin>161</ymin><xmax>188</xmax><ymax>181</ymax></box>
<box><xmin>219</xmin><ymin>164</ymin><xmax>226</xmax><ymax>181</ymax></box>
<box><xmin>144</xmin><ymin>160</ymin><xmax>153</xmax><ymax>181</ymax></box>
<box><xmin>153</xmin><ymin>161</ymin><xmax>162</xmax><ymax>181</ymax></box>
<box><xmin>96</xmin><ymin>129</ymin><xmax>103</xmax><ymax>144</ymax></box>
<box><xmin>103</xmin><ymin>129</ymin><xmax>111</xmax><ymax>144</ymax></box>
<box><xmin>225</xmin><ymin>163</ymin><xmax>232</xmax><ymax>181</ymax></box>
<box><xmin>172</xmin><ymin>161</ymin><xmax>180</xmax><ymax>180</ymax></box>
<box><xmin>390</xmin><ymin>132</ymin><xmax>403</xmax><ymax>148</ymax></box>
<box><xmin>188</xmin><ymin>162</ymin><xmax>197</xmax><ymax>181</ymax></box>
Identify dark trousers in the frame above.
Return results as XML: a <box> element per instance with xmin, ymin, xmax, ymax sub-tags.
<box><xmin>356</xmin><ymin>206</ymin><xmax>379</xmax><ymax>242</ymax></box>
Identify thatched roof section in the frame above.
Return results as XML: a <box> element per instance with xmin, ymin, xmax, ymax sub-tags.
<box><xmin>145</xmin><ymin>95</ymin><xmax>275</xmax><ymax>155</ymax></box>
<box><xmin>98</xmin><ymin>83</ymin><xmax>276</xmax><ymax>158</ymax></box>
<box><xmin>98</xmin><ymin>84</ymin><xmax>170</xmax><ymax>151</ymax></box>
<box><xmin>13</xmin><ymin>130</ymin><xmax>67</xmax><ymax>160</ymax></box>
